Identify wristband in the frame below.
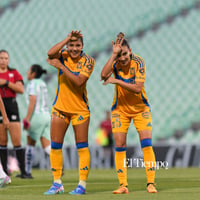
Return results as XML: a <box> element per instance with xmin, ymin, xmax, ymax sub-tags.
<box><xmin>5</xmin><ymin>80</ymin><xmax>9</xmax><ymax>87</ymax></box>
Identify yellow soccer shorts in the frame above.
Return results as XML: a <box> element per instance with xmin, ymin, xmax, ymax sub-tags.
<box><xmin>111</xmin><ymin>108</ymin><xmax>152</xmax><ymax>133</ymax></box>
<box><xmin>51</xmin><ymin>107</ymin><xmax>90</xmax><ymax>125</ymax></box>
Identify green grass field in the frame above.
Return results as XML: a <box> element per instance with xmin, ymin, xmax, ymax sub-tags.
<box><xmin>0</xmin><ymin>168</ymin><xmax>200</xmax><ymax>200</ymax></box>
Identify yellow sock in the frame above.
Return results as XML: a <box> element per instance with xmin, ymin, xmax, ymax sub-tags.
<box><xmin>77</xmin><ymin>147</ymin><xmax>90</xmax><ymax>181</ymax></box>
<box><xmin>142</xmin><ymin>146</ymin><xmax>156</xmax><ymax>183</ymax></box>
<box><xmin>115</xmin><ymin>148</ymin><xmax>128</xmax><ymax>187</ymax></box>
<box><xmin>50</xmin><ymin>148</ymin><xmax>63</xmax><ymax>181</ymax></box>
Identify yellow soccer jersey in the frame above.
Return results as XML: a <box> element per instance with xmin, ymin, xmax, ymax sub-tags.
<box><xmin>111</xmin><ymin>54</ymin><xmax>150</xmax><ymax>115</ymax></box>
<box><xmin>52</xmin><ymin>49</ymin><xmax>95</xmax><ymax>113</ymax></box>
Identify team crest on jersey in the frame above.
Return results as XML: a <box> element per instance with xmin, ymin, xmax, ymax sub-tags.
<box><xmin>139</xmin><ymin>67</ymin><xmax>145</xmax><ymax>75</ymax></box>
<box><xmin>76</xmin><ymin>62</ymin><xmax>82</xmax><ymax>69</ymax></box>
<box><xmin>86</xmin><ymin>64</ymin><xmax>92</xmax><ymax>70</ymax></box>
<box><xmin>9</xmin><ymin>73</ymin><xmax>14</xmax><ymax>78</ymax></box>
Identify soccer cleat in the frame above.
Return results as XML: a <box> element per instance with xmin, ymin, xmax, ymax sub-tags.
<box><xmin>113</xmin><ymin>185</ymin><xmax>129</xmax><ymax>194</ymax></box>
<box><xmin>16</xmin><ymin>173</ymin><xmax>33</xmax><ymax>179</ymax></box>
<box><xmin>0</xmin><ymin>176</ymin><xmax>10</xmax><ymax>188</ymax></box>
<box><xmin>69</xmin><ymin>184</ymin><xmax>86</xmax><ymax>195</ymax></box>
<box><xmin>44</xmin><ymin>182</ymin><xmax>64</xmax><ymax>195</ymax></box>
<box><xmin>6</xmin><ymin>176</ymin><xmax>11</xmax><ymax>184</ymax></box>
<box><xmin>147</xmin><ymin>183</ymin><xmax>157</xmax><ymax>193</ymax></box>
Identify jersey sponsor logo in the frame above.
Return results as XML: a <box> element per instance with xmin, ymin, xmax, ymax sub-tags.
<box><xmin>51</xmin><ymin>168</ymin><xmax>56</xmax><ymax>171</ymax></box>
<box><xmin>78</xmin><ymin>115</ymin><xmax>84</xmax><ymax>121</ymax></box>
<box><xmin>147</xmin><ymin>122</ymin><xmax>152</xmax><ymax>127</ymax></box>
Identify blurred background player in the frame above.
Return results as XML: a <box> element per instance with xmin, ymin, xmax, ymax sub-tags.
<box><xmin>0</xmin><ymin>49</ymin><xmax>28</xmax><ymax>178</ymax></box>
<box><xmin>101</xmin><ymin>33</ymin><xmax>157</xmax><ymax>194</ymax></box>
<box><xmin>96</xmin><ymin>110</ymin><xmax>114</xmax><ymax>167</ymax></box>
<box><xmin>44</xmin><ymin>30</ymin><xmax>95</xmax><ymax>195</ymax></box>
<box><xmin>0</xmin><ymin>95</ymin><xmax>11</xmax><ymax>187</ymax></box>
<box><xmin>23</xmin><ymin>64</ymin><xmax>51</xmax><ymax>178</ymax></box>
<box><xmin>99</xmin><ymin>110</ymin><xmax>113</xmax><ymax>148</ymax></box>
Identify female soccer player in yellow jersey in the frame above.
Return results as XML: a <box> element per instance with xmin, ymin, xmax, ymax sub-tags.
<box><xmin>44</xmin><ymin>30</ymin><xmax>95</xmax><ymax>195</ymax></box>
<box><xmin>101</xmin><ymin>33</ymin><xmax>157</xmax><ymax>194</ymax></box>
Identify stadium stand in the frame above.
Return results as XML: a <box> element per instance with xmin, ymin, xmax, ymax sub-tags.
<box><xmin>0</xmin><ymin>0</ymin><xmax>18</xmax><ymax>8</ymax></box>
<box><xmin>0</xmin><ymin>0</ymin><xmax>200</xmax><ymax>145</ymax></box>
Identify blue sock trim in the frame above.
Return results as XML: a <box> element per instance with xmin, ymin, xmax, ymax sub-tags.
<box><xmin>51</xmin><ymin>141</ymin><xmax>63</xmax><ymax>149</ymax></box>
<box><xmin>141</xmin><ymin>138</ymin><xmax>152</xmax><ymax>148</ymax></box>
<box><xmin>76</xmin><ymin>142</ymin><xmax>88</xmax><ymax>149</ymax></box>
<box><xmin>115</xmin><ymin>147</ymin><xmax>127</xmax><ymax>152</ymax></box>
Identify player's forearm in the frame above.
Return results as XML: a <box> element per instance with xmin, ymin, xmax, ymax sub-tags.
<box><xmin>1</xmin><ymin>109</ymin><xmax>7</xmax><ymax>120</ymax></box>
<box><xmin>115</xmin><ymin>79</ymin><xmax>142</xmax><ymax>93</ymax></box>
<box><xmin>59</xmin><ymin>64</ymin><xmax>86</xmax><ymax>87</ymax></box>
<box><xmin>48</xmin><ymin>37</ymin><xmax>70</xmax><ymax>59</ymax></box>
<box><xmin>7</xmin><ymin>81</ymin><xmax>24</xmax><ymax>94</ymax></box>
<box><xmin>0</xmin><ymin>98</ymin><xmax>7</xmax><ymax>119</ymax></box>
<box><xmin>25</xmin><ymin>96</ymin><xmax>36</xmax><ymax>121</ymax></box>
<box><xmin>101</xmin><ymin>53</ymin><xmax>117</xmax><ymax>80</ymax></box>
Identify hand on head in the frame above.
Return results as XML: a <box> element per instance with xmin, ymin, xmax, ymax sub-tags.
<box><xmin>68</xmin><ymin>30</ymin><xmax>83</xmax><ymax>41</ymax></box>
<box><xmin>112</xmin><ymin>32</ymin><xmax>125</xmax><ymax>56</ymax></box>
<box><xmin>115</xmin><ymin>32</ymin><xmax>125</xmax><ymax>44</ymax></box>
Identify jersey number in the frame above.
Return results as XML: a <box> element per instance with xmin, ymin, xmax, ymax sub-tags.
<box><xmin>112</xmin><ymin>118</ymin><xmax>121</xmax><ymax>128</ymax></box>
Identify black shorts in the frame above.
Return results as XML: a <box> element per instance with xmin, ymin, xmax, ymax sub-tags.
<box><xmin>0</xmin><ymin>98</ymin><xmax>20</xmax><ymax>123</ymax></box>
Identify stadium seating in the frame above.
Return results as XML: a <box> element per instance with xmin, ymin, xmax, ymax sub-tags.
<box><xmin>0</xmin><ymin>0</ymin><xmax>18</xmax><ymax>8</ymax></box>
<box><xmin>127</xmin><ymin>9</ymin><xmax>200</xmax><ymax>142</ymax></box>
<box><xmin>0</xmin><ymin>0</ymin><xmax>199</xmax><ymax>145</ymax></box>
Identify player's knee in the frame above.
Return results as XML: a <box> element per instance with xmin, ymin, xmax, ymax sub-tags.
<box><xmin>114</xmin><ymin>139</ymin><xmax>126</xmax><ymax>148</ymax></box>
